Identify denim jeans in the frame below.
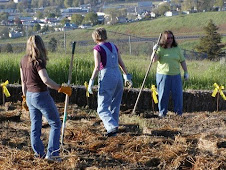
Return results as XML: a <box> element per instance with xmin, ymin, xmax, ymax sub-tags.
<box><xmin>26</xmin><ymin>91</ymin><xmax>61</xmax><ymax>158</ymax></box>
<box><xmin>156</xmin><ymin>73</ymin><xmax>183</xmax><ymax>116</ymax></box>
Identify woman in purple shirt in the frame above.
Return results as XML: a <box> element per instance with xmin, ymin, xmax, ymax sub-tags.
<box><xmin>88</xmin><ymin>27</ymin><xmax>132</xmax><ymax>137</ymax></box>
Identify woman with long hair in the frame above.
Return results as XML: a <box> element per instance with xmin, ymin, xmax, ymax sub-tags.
<box><xmin>20</xmin><ymin>35</ymin><xmax>72</xmax><ymax>161</ymax></box>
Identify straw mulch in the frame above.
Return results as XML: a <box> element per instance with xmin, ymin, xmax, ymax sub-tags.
<box><xmin>0</xmin><ymin>103</ymin><xmax>225</xmax><ymax>169</ymax></box>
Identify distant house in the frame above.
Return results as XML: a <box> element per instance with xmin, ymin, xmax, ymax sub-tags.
<box><xmin>116</xmin><ymin>16</ymin><xmax>127</xmax><ymax>23</ymax></box>
<box><xmin>150</xmin><ymin>12</ymin><xmax>156</xmax><ymax>18</ymax></box>
<box><xmin>9</xmin><ymin>31</ymin><xmax>23</xmax><ymax>38</ymax></box>
<box><xmin>97</xmin><ymin>12</ymin><xmax>105</xmax><ymax>24</ymax></box>
<box><xmin>135</xmin><ymin>1</ymin><xmax>153</xmax><ymax>14</ymax></box>
<box><xmin>63</xmin><ymin>23</ymin><xmax>78</xmax><ymax>31</ymax></box>
<box><xmin>0</xmin><ymin>8</ymin><xmax>16</xmax><ymax>13</ymax></box>
<box><xmin>61</xmin><ymin>7</ymin><xmax>89</xmax><ymax>17</ymax></box>
<box><xmin>0</xmin><ymin>0</ymin><xmax>10</xmax><ymax>3</ymax></box>
<box><xmin>164</xmin><ymin>11</ymin><xmax>179</xmax><ymax>17</ymax></box>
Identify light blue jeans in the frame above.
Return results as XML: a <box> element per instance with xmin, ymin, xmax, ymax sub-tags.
<box><xmin>156</xmin><ymin>73</ymin><xmax>183</xmax><ymax>116</ymax></box>
<box><xmin>26</xmin><ymin>91</ymin><xmax>61</xmax><ymax>158</ymax></box>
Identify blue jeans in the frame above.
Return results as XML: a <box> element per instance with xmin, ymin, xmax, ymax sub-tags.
<box><xmin>26</xmin><ymin>91</ymin><xmax>61</xmax><ymax>158</ymax></box>
<box><xmin>156</xmin><ymin>73</ymin><xmax>183</xmax><ymax>116</ymax></box>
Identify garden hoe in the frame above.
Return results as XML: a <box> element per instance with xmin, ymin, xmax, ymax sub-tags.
<box><xmin>61</xmin><ymin>41</ymin><xmax>76</xmax><ymax>146</ymax></box>
<box><xmin>132</xmin><ymin>33</ymin><xmax>162</xmax><ymax>114</ymax></box>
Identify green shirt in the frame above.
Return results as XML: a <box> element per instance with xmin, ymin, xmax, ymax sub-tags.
<box><xmin>156</xmin><ymin>46</ymin><xmax>185</xmax><ymax>75</ymax></box>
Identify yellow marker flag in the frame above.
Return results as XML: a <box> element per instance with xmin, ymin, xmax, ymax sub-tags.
<box><xmin>1</xmin><ymin>80</ymin><xmax>11</xmax><ymax>97</ymax></box>
<box><xmin>151</xmin><ymin>85</ymin><xmax>158</xmax><ymax>104</ymax></box>
<box><xmin>84</xmin><ymin>81</ymin><xmax>90</xmax><ymax>98</ymax></box>
<box><xmin>212</xmin><ymin>83</ymin><xmax>226</xmax><ymax>100</ymax></box>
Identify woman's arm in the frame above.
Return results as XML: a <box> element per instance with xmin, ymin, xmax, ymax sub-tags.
<box><xmin>20</xmin><ymin>68</ymin><xmax>27</xmax><ymax>96</ymax></box>
<box><xmin>38</xmin><ymin>69</ymin><xmax>61</xmax><ymax>90</ymax></box>
<box><xmin>118</xmin><ymin>52</ymin><xmax>128</xmax><ymax>75</ymax></box>
<box><xmin>180</xmin><ymin>60</ymin><xmax>188</xmax><ymax>72</ymax></box>
<box><xmin>90</xmin><ymin>49</ymin><xmax>101</xmax><ymax>80</ymax></box>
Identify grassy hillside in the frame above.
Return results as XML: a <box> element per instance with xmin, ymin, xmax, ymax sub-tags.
<box><xmin>0</xmin><ymin>11</ymin><xmax>225</xmax><ymax>52</ymax></box>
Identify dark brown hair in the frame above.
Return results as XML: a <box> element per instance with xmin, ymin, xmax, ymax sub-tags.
<box><xmin>159</xmin><ymin>30</ymin><xmax>178</xmax><ymax>48</ymax></box>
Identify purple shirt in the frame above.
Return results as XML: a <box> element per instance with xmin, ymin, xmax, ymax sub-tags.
<box><xmin>93</xmin><ymin>42</ymin><xmax>118</xmax><ymax>70</ymax></box>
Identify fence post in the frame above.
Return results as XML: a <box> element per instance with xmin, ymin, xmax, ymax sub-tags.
<box><xmin>129</xmin><ymin>36</ymin><xmax>132</xmax><ymax>55</ymax></box>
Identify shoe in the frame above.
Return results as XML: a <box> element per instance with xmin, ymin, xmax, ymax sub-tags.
<box><xmin>107</xmin><ymin>131</ymin><xmax>117</xmax><ymax>137</ymax></box>
<box><xmin>34</xmin><ymin>153</ymin><xmax>45</xmax><ymax>159</ymax></box>
<box><xmin>45</xmin><ymin>155</ymin><xmax>62</xmax><ymax>162</ymax></box>
<box><xmin>158</xmin><ymin>113</ymin><xmax>166</xmax><ymax>119</ymax></box>
<box><xmin>106</xmin><ymin>128</ymin><xmax>118</xmax><ymax>137</ymax></box>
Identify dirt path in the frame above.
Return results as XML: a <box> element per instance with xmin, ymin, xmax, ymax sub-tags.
<box><xmin>0</xmin><ymin>102</ymin><xmax>225</xmax><ymax>169</ymax></box>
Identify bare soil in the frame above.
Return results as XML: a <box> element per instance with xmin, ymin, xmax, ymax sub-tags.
<box><xmin>0</xmin><ymin>102</ymin><xmax>225</xmax><ymax>170</ymax></box>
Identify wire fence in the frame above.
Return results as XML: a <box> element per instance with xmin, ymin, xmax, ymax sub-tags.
<box><xmin>0</xmin><ymin>29</ymin><xmax>209</xmax><ymax>60</ymax></box>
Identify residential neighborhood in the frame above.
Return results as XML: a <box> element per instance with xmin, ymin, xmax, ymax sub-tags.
<box><xmin>0</xmin><ymin>0</ymin><xmax>226</xmax><ymax>38</ymax></box>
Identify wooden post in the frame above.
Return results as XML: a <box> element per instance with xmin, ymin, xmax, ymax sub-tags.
<box><xmin>129</xmin><ymin>36</ymin><xmax>132</xmax><ymax>55</ymax></box>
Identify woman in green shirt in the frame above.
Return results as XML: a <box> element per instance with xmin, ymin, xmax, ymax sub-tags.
<box><xmin>153</xmin><ymin>30</ymin><xmax>189</xmax><ymax>117</ymax></box>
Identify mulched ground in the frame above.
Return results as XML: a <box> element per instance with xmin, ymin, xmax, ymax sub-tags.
<box><xmin>0</xmin><ymin>102</ymin><xmax>225</xmax><ymax>169</ymax></box>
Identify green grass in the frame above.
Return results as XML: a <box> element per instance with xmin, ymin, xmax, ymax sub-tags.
<box><xmin>1</xmin><ymin>11</ymin><xmax>226</xmax><ymax>52</ymax></box>
<box><xmin>0</xmin><ymin>52</ymin><xmax>225</xmax><ymax>90</ymax></box>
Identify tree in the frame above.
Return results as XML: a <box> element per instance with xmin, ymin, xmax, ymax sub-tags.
<box><xmin>35</xmin><ymin>11</ymin><xmax>44</xmax><ymax>19</ymax></box>
<box><xmin>0</xmin><ymin>12</ymin><xmax>9</xmax><ymax>24</ymax></box>
<box><xmin>196</xmin><ymin>20</ymin><xmax>222</xmax><ymax>60</ymax></box>
<box><xmin>71</xmin><ymin>14</ymin><xmax>83</xmax><ymax>25</ymax></box>
<box><xmin>155</xmin><ymin>2</ymin><xmax>170</xmax><ymax>16</ymax></box>
<box><xmin>40</xmin><ymin>25</ymin><xmax>49</xmax><ymax>33</ymax></box>
<box><xmin>3</xmin><ymin>43</ymin><xmax>13</xmax><ymax>53</ymax></box>
<box><xmin>64</xmin><ymin>0</ymin><xmax>73</xmax><ymax>8</ymax></box>
<box><xmin>31</xmin><ymin>0</ymin><xmax>38</xmax><ymax>8</ymax></box>
<box><xmin>83</xmin><ymin>12</ymin><xmax>98</xmax><ymax>26</ymax></box>
<box><xmin>215</xmin><ymin>0</ymin><xmax>224</xmax><ymax>11</ymax></box>
<box><xmin>33</xmin><ymin>23</ymin><xmax>41</xmax><ymax>32</ymax></box>
<box><xmin>17</xmin><ymin>2</ymin><xmax>25</xmax><ymax>12</ymax></box>
<box><xmin>181</xmin><ymin>0</ymin><xmax>193</xmax><ymax>11</ymax></box>
<box><xmin>195</xmin><ymin>0</ymin><xmax>215</xmax><ymax>12</ymax></box>
<box><xmin>48</xmin><ymin>37</ymin><xmax>57</xmax><ymax>52</ymax></box>
<box><xmin>55</xmin><ymin>0</ymin><xmax>64</xmax><ymax>8</ymax></box>
<box><xmin>0</xmin><ymin>27</ymin><xmax>9</xmax><ymax>39</ymax></box>
<box><xmin>60</xmin><ymin>17</ymin><xmax>70</xmax><ymax>25</ymax></box>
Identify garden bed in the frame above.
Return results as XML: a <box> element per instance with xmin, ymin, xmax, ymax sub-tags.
<box><xmin>0</xmin><ymin>102</ymin><xmax>225</xmax><ymax>169</ymax></box>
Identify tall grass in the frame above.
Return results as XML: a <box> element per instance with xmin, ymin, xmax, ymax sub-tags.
<box><xmin>0</xmin><ymin>52</ymin><xmax>225</xmax><ymax>90</ymax></box>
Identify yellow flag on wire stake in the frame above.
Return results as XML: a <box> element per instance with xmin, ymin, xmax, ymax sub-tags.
<box><xmin>151</xmin><ymin>85</ymin><xmax>158</xmax><ymax>104</ymax></box>
<box><xmin>84</xmin><ymin>81</ymin><xmax>90</xmax><ymax>98</ymax></box>
<box><xmin>212</xmin><ymin>83</ymin><xmax>226</xmax><ymax>100</ymax></box>
<box><xmin>1</xmin><ymin>80</ymin><xmax>11</xmax><ymax>97</ymax></box>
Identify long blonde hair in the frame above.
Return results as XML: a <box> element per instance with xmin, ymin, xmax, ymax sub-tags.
<box><xmin>26</xmin><ymin>35</ymin><xmax>48</xmax><ymax>65</ymax></box>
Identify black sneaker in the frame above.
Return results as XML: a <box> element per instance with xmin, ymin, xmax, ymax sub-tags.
<box><xmin>106</xmin><ymin>128</ymin><xmax>118</xmax><ymax>137</ymax></box>
<box><xmin>107</xmin><ymin>131</ymin><xmax>117</xmax><ymax>137</ymax></box>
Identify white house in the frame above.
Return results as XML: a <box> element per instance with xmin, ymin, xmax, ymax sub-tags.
<box><xmin>164</xmin><ymin>11</ymin><xmax>179</xmax><ymax>17</ymax></box>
